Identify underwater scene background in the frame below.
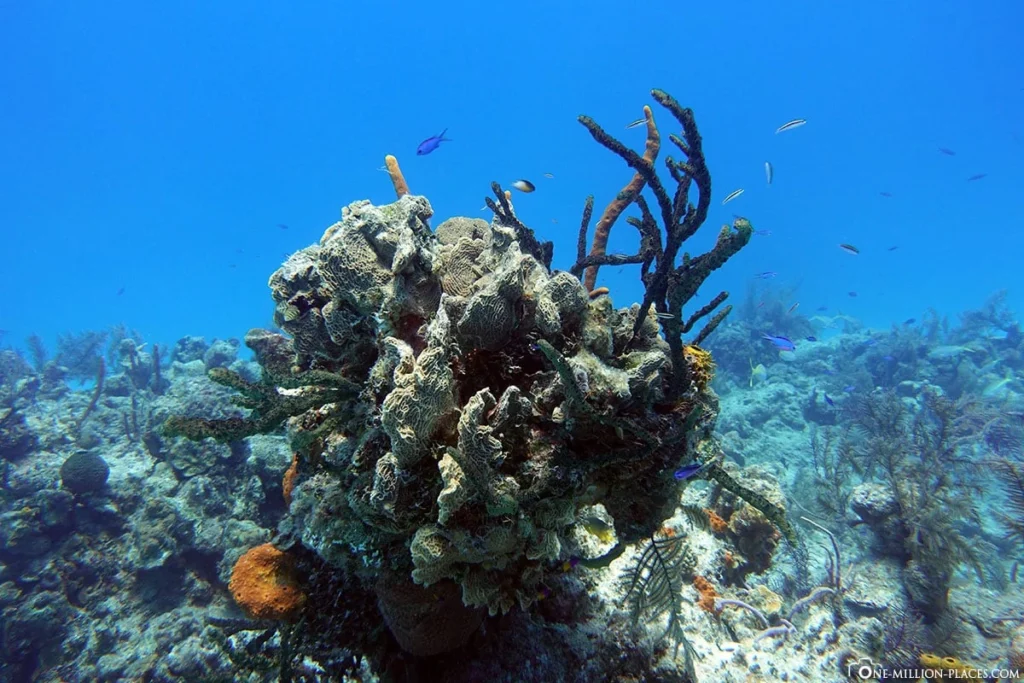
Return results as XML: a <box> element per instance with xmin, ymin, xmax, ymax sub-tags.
<box><xmin>2</xmin><ymin>2</ymin><xmax>1024</xmax><ymax>682</ymax></box>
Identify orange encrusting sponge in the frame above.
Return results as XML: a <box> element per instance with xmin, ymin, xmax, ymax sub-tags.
<box><xmin>229</xmin><ymin>543</ymin><xmax>307</xmax><ymax>620</ymax></box>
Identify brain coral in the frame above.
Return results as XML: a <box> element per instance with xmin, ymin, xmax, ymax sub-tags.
<box><xmin>59</xmin><ymin>450</ymin><xmax>109</xmax><ymax>494</ymax></box>
<box><xmin>228</xmin><ymin>543</ymin><xmax>307</xmax><ymax>620</ymax></box>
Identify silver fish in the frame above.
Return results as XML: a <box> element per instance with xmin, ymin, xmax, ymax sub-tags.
<box><xmin>765</xmin><ymin>161</ymin><xmax>773</xmax><ymax>185</ymax></box>
<box><xmin>626</xmin><ymin>117</ymin><xmax>646</xmax><ymax>129</ymax></box>
<box><xmin>775</xmin><ymin>119</ymin><xmax>807</xmax><ymax>134</ymax></box>
<box><xmin>722</xmin><ymin>188</ymin><xmax>744</xmax><ymax>205</ymax></box>
<box><xmin>654</xmin><ymin>312</ymin><xmax>676</xmax><ymax>320</ymax></box>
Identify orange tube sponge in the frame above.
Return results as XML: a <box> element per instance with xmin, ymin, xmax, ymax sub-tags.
<box><xmin>583</xmin><ymin>105</ymin><xmax>660</xmax><ymax>291</ymax></box>
<box><xmin>384</xmin><ymin>155</ymin><xmax>409</xmax><ymax>198</ymax></box>
<box><xmin>229</xmin><ymin>543</ymin><xmax>306</xmax><ymax>620</ymax></box>
<box><xmin>282</xmin><ymin>453</ymin><xmax>299</xmax><ymax>506</ymax></box>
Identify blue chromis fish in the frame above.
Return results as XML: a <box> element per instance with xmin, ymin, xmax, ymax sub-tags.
<box><xmin>762</xmin><ymin>333</ymin><xmax>796</xmax><ymax>352</ymax></box>
<box><xmin>775</xmin><ymin>118</ymin><xmax>807</xmax><ymax>134</ymax></box>
<box><xmin>824</xmin><ymin>393</ymin><xmax>835</xmax><ymax>408</ymax></box>
<box><xmin>416</xmin><ymin>128</ymin><xmax>452</xmax><ymax>155</ymax></box>
<box><xmin>806</xmin><ymin>336</ymin><xmax>817</xmax><ymax>342</ymax></box>
<box><xmin>674</xmin><ymin>462</ymin><xmax>705</xmax><ymax>481</ymax></box>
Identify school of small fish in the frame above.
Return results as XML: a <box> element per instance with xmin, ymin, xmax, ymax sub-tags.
<box><xmin>401</xmin><ymin>104</ymin><xmax>991</xmax><ymax>366</ymax></box>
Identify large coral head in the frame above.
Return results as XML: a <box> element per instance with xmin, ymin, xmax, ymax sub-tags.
<box><xmin>229</xmin><ymin>543</ymin><xmax>307</xmax><ymax>620</ymax></box>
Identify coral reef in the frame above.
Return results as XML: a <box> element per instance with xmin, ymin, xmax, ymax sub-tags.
<box><xmin>21</xmin><ymin>87</ymin><xmax>1024</xmax><ymax>681</ymax></box>
<box><xmin>158</xmin><ymin>89</ymin><xmax>773</xmax><ymax>677</ymax></box>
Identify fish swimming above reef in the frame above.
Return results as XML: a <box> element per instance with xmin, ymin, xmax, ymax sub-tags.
<box><xmin>927</xmin><ymin>345</ymin><xmax>977</xmax><ymax>360</ymax></box>
<box><xmin>982</xmin><ymin>372</ymin><xmax>1016</xmax><ymax>399</ymax></box>
<box><xmin>762</xmin><ymin>334</ymin><xmax>796</xmax><ymax>352</ymax></box>
<box><xmin>775</xmin><ymin>118</ymin><xmax>807</xmax><ymax>134</ymax></box>
<box><xmin>416</xmin><ymin>128</ymin><xmax>451</xmax><ymax>155</ymax></box>
<box><xmin>674</xmin><ymin>462</ymin><xmax>708</xmax><ymax>481</ymax></box>
<box><xmin>511</xmin><ymin>179</ymin><xmax>536</xmax><ymax>193</ymax></box>
<box><xmin>749</xmin><ymin>359</ymin><xmax>767</xmax><ymax>387</ymax></box>
<box><xmin>580</xmin><ymin>515</ymin><xmax>616</xmax><ymax>543</ymax></box>
<box><xmin>722</xmin><ymin>188</ymin><xmax>744</xmax><ymax>205</ymax></box>
<box><xmin>765</xmin><ymin>161</ymin><xmax>773</xmax><ymax>185</ymax></box>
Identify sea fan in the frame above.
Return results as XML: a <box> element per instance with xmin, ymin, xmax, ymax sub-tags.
<box><xmin>876</xmin><ymin>604</ymin><xmax>927</xmax><ymax>670</ymax></box>
<box><xmin>680</xmin><ymin>504</ymin><xmax>713</xmax><ymax>534</ymax></box>
<box><xmin>991</xmin><ymin>458</ymin><xmax>1024</xmax><ymax>547</ymax></box>
<box><xmin>620</xmin><ymin>531</ymin><xmax>698</xmax><ymax>680</ymax></box>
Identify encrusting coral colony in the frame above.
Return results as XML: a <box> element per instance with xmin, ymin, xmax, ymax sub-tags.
<box><xmin>165</xmin><ymin>89</ymin><xmax>798</xmax><ymax>674</ymax></box>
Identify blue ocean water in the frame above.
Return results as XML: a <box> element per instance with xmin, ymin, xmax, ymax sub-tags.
<box><xmin>2</xmin><ymin>1</ymin><xmax>1022</xmax><ymax>350</ymax></box>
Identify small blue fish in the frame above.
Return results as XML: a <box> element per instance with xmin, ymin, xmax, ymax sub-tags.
<box><xmin>417</xmin><ymin>128</ymin><xmax>452</xmax><ymax>155</ymax></box>
<box><xmin>843</xmin><ymin>385</ymin><xmax>856</xmax><ymax>393</ymax></box>
<box><xmin>903</xmin><ymin>318</ymin><xmax>916</xmax><ymax>325</ymax></box>
<box><xmin>883</xmin><ymin>355</ymin><xmax>895</xmax><ymax>362</ymax></box>
<box><xmin>762</xmin><ymin>334</ymin><xmax>796</xmax><ymax>352</ymax></box>
<box><xmin>824</xmin><ymin>393</ymin><xmax>835</xmax><ymax>408</ymax></box>
<box><xmin>806</xmin><ymin>336</ymin><xmax>817</xmax><ymax>342</ymax></box>
<box><xmin>816</xmin><ymin>306</ymin><xmax>828</xmax><ymax>312</ymax></box>
<box><xmin>823</xmin><ymin>369</ymin><xmax>837</xmax><ymax>376</ymax></box>
<box><xmin>674</xmin><ymin>463</ymin><xmax>705</xmax><ymax>481</ymax></box>
<box><xmin>754</xmin><ymin>271</ymin><xmax>778</xmax><ymax>279</ymax></box>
